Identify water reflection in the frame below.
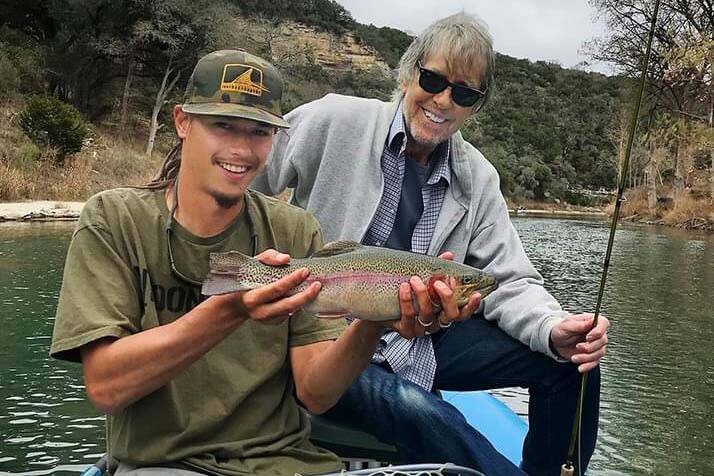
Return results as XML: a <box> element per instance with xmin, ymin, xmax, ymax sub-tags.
<box><xmin>0</xmin><ymin>223</ymin><xmax>105</xmax><ymax>475</ymax></box>
<box><xmin>512</xmin><ymin>218</ymin><xmax>714</xmax><ymax>476</ymax></box>
<box><xmin>592</xmin><ymin>224</ymin><xmax>713</xmax><ymax>476</ymax></box>
<box><xmin>0</xmin><ymin>219</ymin><xmax>712</xmax><ymax>475</ymax></box>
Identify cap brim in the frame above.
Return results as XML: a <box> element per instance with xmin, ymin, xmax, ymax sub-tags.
<box><xmin>181</xmin><ymin>103</ymin><xmax>290</xmax><ymax>128</ymax></box>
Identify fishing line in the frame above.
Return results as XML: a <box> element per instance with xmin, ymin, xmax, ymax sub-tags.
<box><xmin>560</xmin><ymin>1</ymin><xmax>662</xmax><ymax>474</ymax></box>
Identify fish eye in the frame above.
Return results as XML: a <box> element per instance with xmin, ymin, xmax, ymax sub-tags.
<box><xmin>462</xmin><ymin>276</ymin><xmax>473</xmax><ymax>284</ymax></box>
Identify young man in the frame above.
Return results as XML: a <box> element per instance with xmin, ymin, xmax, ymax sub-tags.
<box><xmin>50</xmin><ymin>50</ymin><xmax>448</xmax><ymax>476</ymax></box>
<box><xmin>252</xmin><ymin>13</ymin><xmax>610</xmax><ymax>476</ymax></box>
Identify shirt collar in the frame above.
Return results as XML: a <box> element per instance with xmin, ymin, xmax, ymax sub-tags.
<box><xmin>428</xmin><ymin>141</ymin><xmax>451</xmax><ymax>185</ymax></box>
<box><xmin>387</xmin><ymin>102</ymin><xmax>407</xmax><ymax>154</ymax></box>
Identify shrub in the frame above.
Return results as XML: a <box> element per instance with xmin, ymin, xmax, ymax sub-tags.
<box><xmin>18</xmin><ymin>95</ymin><xmax>89</xmax><ymax>164</ymax></box>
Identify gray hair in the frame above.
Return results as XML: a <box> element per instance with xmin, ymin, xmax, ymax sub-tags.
<box><xmin>393</xmin><ymin>12</ymin><xmax>495</xmax><ymax>108</ymax></box>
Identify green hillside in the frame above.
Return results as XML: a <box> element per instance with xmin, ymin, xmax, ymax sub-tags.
<box><xmin>1</xmin><ymin>0</ymin><xmax>625</xmax><ymax>204</ymax></box>
<box><xmin>468</xmin><ymin>55</ymin><xmax>624</xmax><ymax>200</ymax></box>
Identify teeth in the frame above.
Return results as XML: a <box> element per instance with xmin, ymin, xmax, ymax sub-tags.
<box><xmin>423</xmin><ymin>109</ymin><xmax>446</xmax><ymax>124</ymax></box>
<box><xmin>218</xmin><ymin>162</ymin><xmax>248</xmax><ymax>173</ymax></box>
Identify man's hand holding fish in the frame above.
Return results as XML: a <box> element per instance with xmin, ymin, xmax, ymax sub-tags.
<box><xmin>208</xmin><ymin>249</ymin><xmax>323</xmax><ymax>326</ymax></box>
<box><xmin>202</xmin><ymin>241</ymin><xmax>498</xmax><ymax>335</ymax></box>
<box><xmin>396</xmin><ymin>276</ymin><xmax>482</xmax><ymax>338</ymax></box>
<box><xmin>205</xmin><ymin>245</ymin><xmax>489</xmax><ymax>340</ymax></box>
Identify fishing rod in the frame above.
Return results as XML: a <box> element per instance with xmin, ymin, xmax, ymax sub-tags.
<box><xmin>560</xmin><ymin>1</ymin><xmax>662</xmax><ymax>475</ymax></box>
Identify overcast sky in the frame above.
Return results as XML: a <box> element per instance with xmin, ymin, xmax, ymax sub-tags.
<box><xmin>335</xmin><ymin>0</ymin><xmax>611</xmax><ymax>72</ymax></box>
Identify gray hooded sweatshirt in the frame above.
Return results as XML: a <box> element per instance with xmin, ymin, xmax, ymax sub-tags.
<box><xmin>252</xmin><ymin>93</ymin><xmax>567</xmax><ymax>360</ymax></box>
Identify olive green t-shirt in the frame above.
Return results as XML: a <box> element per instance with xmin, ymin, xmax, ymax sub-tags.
<box><xmin>50</xmin><ymin>187</ymin><xmax>346</xmax><ymax>476</ymax></box>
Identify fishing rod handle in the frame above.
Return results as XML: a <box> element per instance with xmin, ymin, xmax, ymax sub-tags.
<box><xmin>560</xmin><ymin>462</ymin><xmax>575</xmax><ymax>476</ymax></box>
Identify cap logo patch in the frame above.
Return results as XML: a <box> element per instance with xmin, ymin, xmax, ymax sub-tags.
<box><xmin>221</xmin><ymin>64</ymin><xmax>270</xmax><ymax>97</ymax></box>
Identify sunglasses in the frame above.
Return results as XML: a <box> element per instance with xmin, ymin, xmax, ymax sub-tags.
<box><xmin>417</xmin><ymin>62</ymin><xmax>486</xmax><ymax>107</ymax></box>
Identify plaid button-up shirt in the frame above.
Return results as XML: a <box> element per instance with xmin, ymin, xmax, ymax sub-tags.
<box><xmin>362</xmin><ymin>102</ymin><xmax>451</xmax><ymax>391</ymax></box>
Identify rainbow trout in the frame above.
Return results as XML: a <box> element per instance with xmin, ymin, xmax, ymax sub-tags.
<box><xmin>202</xmin><ymin>241</ymin><xmax>498</xmax><ymax>321</ymax></box>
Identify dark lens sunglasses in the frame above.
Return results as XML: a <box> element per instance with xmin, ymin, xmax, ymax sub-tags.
<box><xmin>417</xmin><ymin>62</ymin><xmax>486</xmax><ymax>108</ymax></box>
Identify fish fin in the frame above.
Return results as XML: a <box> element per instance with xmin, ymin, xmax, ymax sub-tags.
<box><xmin>311</xmin><ymin>240</ymin><xmax>362</xmax><ymax>258</ymax></box>
<box><xmin>201</xmin><ymin>272</ymin><xmax>253</xmax><ymax>296</ymax></box>
<box><xmin>315</xmin><ymin>311</ymin><xmax>351</xmax><ymax>319</ymax></box>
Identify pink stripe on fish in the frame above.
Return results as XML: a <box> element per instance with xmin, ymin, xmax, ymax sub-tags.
<box><xmin>304</xmin><ymin>271</ymin><xmax>407</xmax><ymax>286</ymax></box>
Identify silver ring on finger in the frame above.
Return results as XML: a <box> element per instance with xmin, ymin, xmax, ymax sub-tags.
<box><xmin>417</xmin><ymin>315</ymin><xmax>434</xmax><ymax>327</ymax></box>
<box><xmin>438</xmin><ymin>316</ymin><xmax>452</xmax><ymax>328</ymax></box>
<box><xmin>287</xmin><ymin>311</ymin><xmax>295</xmax><ymax>318</ymax></box>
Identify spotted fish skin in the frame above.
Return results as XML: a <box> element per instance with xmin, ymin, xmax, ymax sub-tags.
<box><xmin>202</xmin><ymin>241</ymin><xmax>498</xmax><ymax>321</ymax></box>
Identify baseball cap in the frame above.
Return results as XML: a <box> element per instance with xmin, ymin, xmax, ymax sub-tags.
<box><xmin>181</xmin><ymin>50</ymin><xmax>289</xmax><ymax>128</ymax></box>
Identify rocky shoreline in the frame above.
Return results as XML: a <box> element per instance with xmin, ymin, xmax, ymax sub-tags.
<box><xmin>621</xmin><ymin>214</ymin><xmax>714</xmax><ymax>232</ymax></box>
<box><xmin>1</xmin><ymin>201</ymin><xmax>610</xmax><ymax>223</ymax></box>
<box><xmin>509</xmin><ymin>208</ymin><xmax>607</xmax><ymax>219</ymax></box>
<box><xmin>3</xmin><ymin>201</ymin><xmax>710</xmax><ymax>232</ymax></box>
<box><xmin>0</xmin><ymin>201</ymin><xmax>84</xmax><ymax>222</ymax></box>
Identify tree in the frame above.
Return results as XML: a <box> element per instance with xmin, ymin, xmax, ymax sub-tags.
<box><xmin>132</xmin><ymin>0</ymin><xmax>217</xmax><ymax>156</ymax></box>
<box><xmin>146</xmin><ymin>56</ymin><xmax>181</xmax><ymax>156</ymax></box>
<box><xmin>588</xmin><ymin>0</ymin><xmax>713</xmax><ymax>200</ymax></box>
<box><xmin>588</xmin><ymin>0</ymin><xmax>711</xmax><ymax>113</ymax></box>
<box><xmin>112</xmin><ymin>0</ymin><xmax>248</xmax><ymax>155</ymax></box>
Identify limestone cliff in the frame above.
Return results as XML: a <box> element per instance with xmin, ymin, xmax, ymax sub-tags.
<box><xmin>233</xmin><ymin>17</ymin><xmax>393</xmax><ymax>75</ymax></box>
<box><xmin>278</xmin><ymin>21</ymin><xmax>392</xmax><ymax>73</ymax></box>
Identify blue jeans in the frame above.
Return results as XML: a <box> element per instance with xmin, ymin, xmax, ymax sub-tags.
<box><xmin>321</xmin><ymin>317</ymin><xmax>600</xmax><ymax>476</ymax></box>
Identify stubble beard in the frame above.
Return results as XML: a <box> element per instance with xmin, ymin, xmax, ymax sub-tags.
<box><xmin>405</xmin><ymin>108</ymin><xmax>451</xmax><ymax>154</ymax></box>
<box><xmin>405</xmin><ymin>122</ymin><xmax>448</xmax><ymax>160</ymax></box>
<box><xmin>211</xmin><ymin>192</ymin><xmax>243</xmax><ymax>209</ymax></box>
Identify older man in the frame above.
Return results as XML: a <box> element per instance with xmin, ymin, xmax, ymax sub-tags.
<box><xmin>253</xmin><ymin>13</ymin><xmax>609</xmax><ymax>476</ymax></box>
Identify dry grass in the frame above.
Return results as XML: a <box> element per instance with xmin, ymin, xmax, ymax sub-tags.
<box><xmin>663</xmin><ymin>193</ymin><xmax>714</xmax><ymax>230</ymax></box>
<box><xmin>506</xmin><ymin>198</ymin><xmax>604</xmax><ymax>213</ymax></box>
<box><xmin>0</xmin><ymin>161</ymin><xmax>34</xmax><ymax>199</ymax></box>
<box><xmin>1</xmin><ymin>101</ymin><xmax>166</xmax><ymax>201</ymax></box>
<box><xmin>607</xmin><ymin>187</ymin><xmax>714</xmax><ymax>230</ymax></box>
<box><xmin>616</xmin><ymin>188</ymin><xmax>650</xmax><ymax>219</ymax></box>
<box><xmin>0</xmin><ymin>140</ymin><xmax>164</xmax><ymax>201</ymax></box>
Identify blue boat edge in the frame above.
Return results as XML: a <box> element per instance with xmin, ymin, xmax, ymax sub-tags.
<box><xmin>81</xmin><ymin>391</ymin><xmax>526</xmax><ymax>475</ymax></box>
<box><xmin>442</xmin><ymin>391</ymin><xmax>527</xmax><ymax>466</ymax></box>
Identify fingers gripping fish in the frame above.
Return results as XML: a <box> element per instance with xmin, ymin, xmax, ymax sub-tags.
<box><xmin>202</xmin><ymin>241</ymin><xmax>497</xmax><ymax>321</ymax></box>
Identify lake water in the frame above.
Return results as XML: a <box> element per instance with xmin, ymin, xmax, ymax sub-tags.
<box><xmin>0</xmin><ymin>218</ymin><xmax>712</xmax><ymax>475</ymax></box>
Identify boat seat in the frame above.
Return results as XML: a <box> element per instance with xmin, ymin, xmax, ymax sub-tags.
<box><xmin>309</xmin><ymin>414</ymin><xmax>401</xmax><ymax>463</ymax></box>
<box><xmin>80</xmin><ymin>418</ymin><xmax>400</xmax><ymax>475</ymax></box>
